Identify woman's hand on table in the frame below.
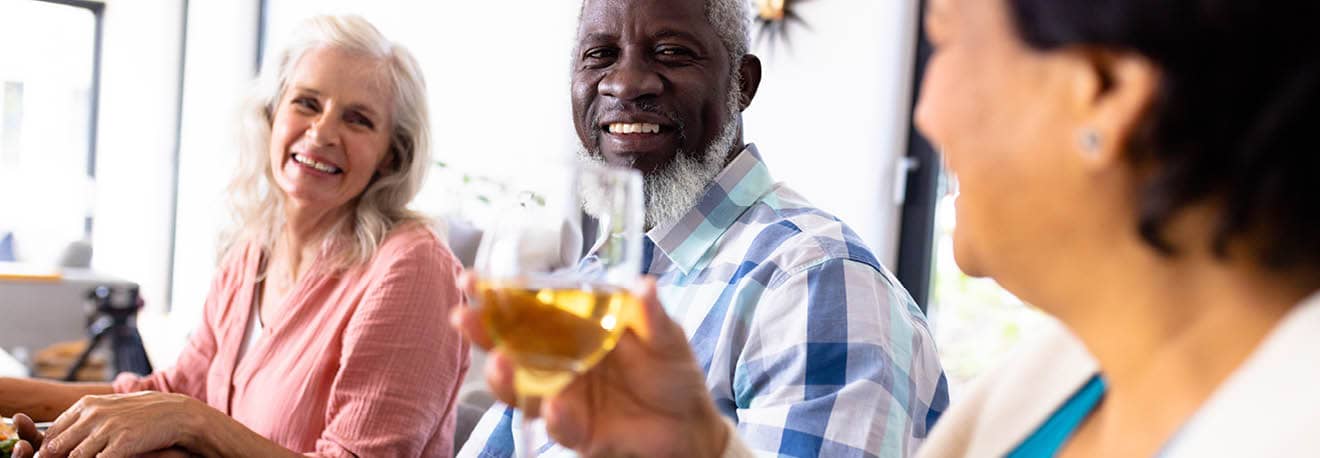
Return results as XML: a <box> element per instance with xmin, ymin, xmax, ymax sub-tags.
<box><xmin>35</xmin><ymin>391</ymin><xmax>211</xmax><ymax>458</ymax></box>
<box><xmin>451</xmin><ymin>273</ymin><xmax>730</xmax><ymax>457</ymax></box>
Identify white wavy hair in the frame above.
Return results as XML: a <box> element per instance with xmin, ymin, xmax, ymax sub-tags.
<box><xmin>223</xmin><ymin>14</ymin><xmax>432</xmax><ymax>269</ymax></box>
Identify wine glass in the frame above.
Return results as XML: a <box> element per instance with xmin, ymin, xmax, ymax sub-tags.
<box><xmin>471</xmin><ymin>159</ymin><xmax>644</xmax><ymax>457</ymax></box>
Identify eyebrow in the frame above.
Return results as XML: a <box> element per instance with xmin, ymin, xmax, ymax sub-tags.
<box><xmin>653</xmin><ymin>29</ymin><xmax>710</xmax><ymax>55</ymax></box>
<box><xmin>292</xmin><ymin>85</ymin><xmax>321</xmax><ymax>96</ymax></box>
<box><xmin>652</xmin><ymin>29</ymin><xmax>703</xmax><ymax>43</ymax></box>
<box><xmin>581</xmin><ymin>32</ymin><xmax>618</xmax><ymax>44</ymax></box>
<box><xmin>291</xmin><ymin>85</ymin><xmax>383</xmax><ymax>119</ymax></box>
<box><xmin>346</xmin><ymin>103</ymin><xmax>381</xmax><ymax>120</ymax></box>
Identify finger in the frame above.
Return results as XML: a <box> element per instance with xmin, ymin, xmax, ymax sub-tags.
<box><xmin>64</xmin><ymin>428</ymin><xmax>109</xmax><ymax>458</ymax></box>
<box><xmin>449</xmin><ymin>305</ymin><xmax>493</xmax><ymax>350</ymax></box>
<box><xmin>628</xmin><ymin>277</ymin><xmax>687</xmax><ymax>348</ymax></box>
<box><xmin>42</xmin><ymin>398</ymin><xmax>87</xmax><ymax>450</ymax></box>
<box><xmin>459</xmin><ymin>271</ymin><xmax>482</xmax><ymax>305</ymax></box>
<box><xmin>11</xmin><ymin>440</ymin><xmax>34</xmax><ymax>458</ymax></box>
<box><xmin>40</xmin><ymin>415</ymin><xmax>96</xmax><ymax>457</ymax></box>
<box><xmin>543</xmin><ymin>385</ymin><xmax>589</xmax><ymax>450</ymax></box>
<box><xmin>484</xmin><ymin>351</ymin><xmax>518</xmax><ymax>407</ymax></box>
<box><xmin>13</xmin><ymin>413</ymin><xmax>43</xmax><ymax>449</ymax></box>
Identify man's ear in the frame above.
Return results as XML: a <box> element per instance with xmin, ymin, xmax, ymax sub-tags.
<box><xmin>738</xmin><ymin>54</ymin><xmax>763</xmax><ymax>111</ymax></box>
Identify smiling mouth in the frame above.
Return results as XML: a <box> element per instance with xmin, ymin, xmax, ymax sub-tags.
<box><xmin>606</xmin><ymin>122</ymin><xmax>665</xmax><ymax>135</ymax></box>
<box><xmin>291</xmin><ymin>153</ymin><xmax>343</xmax><ymax>174</ymax></box>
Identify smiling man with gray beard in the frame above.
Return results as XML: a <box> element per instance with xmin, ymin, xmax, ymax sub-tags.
<box><xmin>459</xmin><ymin>0</ymin><xmax>948</xmax><ymax>456</ymax></box>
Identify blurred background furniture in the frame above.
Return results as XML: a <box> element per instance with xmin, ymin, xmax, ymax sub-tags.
<box><xmin>0</xmin><ymin>266</ymin><xmax>137</xmax><ymax>354</ymax></box>
<box><xmin>0</xmin><ymin>236</ymin><xmax>138</xmax><ymax>375</ymax></box>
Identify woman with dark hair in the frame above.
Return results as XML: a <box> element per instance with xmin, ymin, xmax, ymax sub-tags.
<box><xmin>450</xmin><ymin>0</ymin><xmax>1320</xmax><ymax>456</ymax></box>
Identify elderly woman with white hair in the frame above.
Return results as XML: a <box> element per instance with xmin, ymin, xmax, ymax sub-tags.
<box><xmin>0</xmin><ymin>15</ymin><xmax>467</xmax><ymax>457</ymax></box>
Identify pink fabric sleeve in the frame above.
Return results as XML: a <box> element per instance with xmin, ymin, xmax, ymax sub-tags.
<box><xmin>112</xmin><ymin>254</ymin><xmax>232</xmax><ymax>399</ymax></box>
<box><xmin>311</xmin><ymin>235</ymin><xmax>469</xmax><ymax>457</ymax></box>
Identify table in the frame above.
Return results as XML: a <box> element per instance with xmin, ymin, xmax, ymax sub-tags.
<box><xmin>0</xmin><ymin>262</ymin><xmax>61</xmax><ymax>282</ymax></box>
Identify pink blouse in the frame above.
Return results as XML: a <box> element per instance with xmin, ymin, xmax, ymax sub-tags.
<box><xmin>114</xmin><ymin>223</ymin><xmax>470</xmax><ymax>457</ymax></box>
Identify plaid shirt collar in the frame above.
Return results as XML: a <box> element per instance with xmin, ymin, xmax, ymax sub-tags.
<box><xmin>645</xmin><ymin>143</ymin><xmax>774</xmax><ymax>275</ymax></box>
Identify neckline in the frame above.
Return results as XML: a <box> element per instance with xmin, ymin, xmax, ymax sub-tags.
<box><xmin>1008</xmin><ymin>374</ymin><xmax>1108</xmax><ymax>458</ymax></box>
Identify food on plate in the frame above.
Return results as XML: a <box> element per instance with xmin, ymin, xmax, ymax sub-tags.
<box><xmin>0</xmin><ymin>419</ymin><xmax>17</xmax><ymax>457</ymax></box>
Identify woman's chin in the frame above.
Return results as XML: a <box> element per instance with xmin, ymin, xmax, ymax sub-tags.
<box><xmin>277</xmin><ymin>186</ymin><xmax>336</xmax><ymax>212</ymax></box>
<box><xmin>951</xmin><ymin>239</ymin><xmax>989</xmax><ymax>279</ymax></box>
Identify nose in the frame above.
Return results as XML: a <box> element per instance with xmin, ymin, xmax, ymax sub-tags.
<box><xmin>598</xmin><ymin>49</ymin><xmax>663</xmax><ymax>101</ymax></box>
<box><xmin>306</xmin><ymin>115</ymin><xmax>341</xmax><ymax>147</ymax></box>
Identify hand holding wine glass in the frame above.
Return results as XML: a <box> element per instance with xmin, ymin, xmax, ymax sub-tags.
<box><xmin>451</xmin><ymin>274</ymin><xmax>730</xmax><ymax>458</ymax></box>
<box><xmin>469</xmin><ymin>160</ymin><xmax>704</xmax><ymax>456</ymax></box>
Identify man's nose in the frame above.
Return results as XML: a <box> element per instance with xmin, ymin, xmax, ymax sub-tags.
<box><xmin>598</xmin><ymin>52</ymin><xmax>663</xmax><ymax>101</ymax></box>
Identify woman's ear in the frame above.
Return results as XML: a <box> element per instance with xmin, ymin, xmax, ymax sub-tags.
<box><xmin>1071</xmin><ymin>49</ymin><xmax>1161</xmax><ymax>167</ymax></box>
<box><xmin>377</xmin><ymin>149</ymin><xmax>397</xmax><ymax>175</ymax></box>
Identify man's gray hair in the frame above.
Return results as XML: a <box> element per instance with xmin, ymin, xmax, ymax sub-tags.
<box><xmin>706</xmin><ymin>0</ymin><xmax>752</xmax><ymax>66</ymax></box>
<box><xmin>577</xmin><ymin>0</ymin><xmax>751</xmax><ymax>65</ymax></box>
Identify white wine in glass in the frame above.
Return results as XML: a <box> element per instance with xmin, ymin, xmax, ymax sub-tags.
<box><xmin>472</xmin><ymin>160</ymin><xmax>643</xmax><ymax>456</ymax></box>
<box><xmin>476</xmin><ymin>280</ymin><xmax>634</xmax><ymax>396</ymax></box>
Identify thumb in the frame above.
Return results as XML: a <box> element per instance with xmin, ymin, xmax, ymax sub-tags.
<box><xmin>628</xmin><ymin>276</ymin><xmax>686</xmax><ymax>349</ymax></box>
<box><xmin>13</xmin><ymin>413</ymin><xmax>42</xmax><ymax>449</ymax></box>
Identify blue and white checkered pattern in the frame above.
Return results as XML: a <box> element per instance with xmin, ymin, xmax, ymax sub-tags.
<box><xmin>460</xmin><ymin>145</ymin><xmax>948</xmax><ymax>457</ymax></box>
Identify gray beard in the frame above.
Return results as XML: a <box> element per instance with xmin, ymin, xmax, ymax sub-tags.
<box><xmin>579</xmin><ymin>81</ymin><xmax>743</xmax><ymax>230</ymax></box>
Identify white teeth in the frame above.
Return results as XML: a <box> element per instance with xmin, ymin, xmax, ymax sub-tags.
<box><xmin>608</xmin><ymin>123</ymin><xmax>661</xmax><ymax>134</ymax></box>
<box><xmin>292</xmin><ymin>153</ymin><xmax>342</xmax><ymax>174</ymax></box>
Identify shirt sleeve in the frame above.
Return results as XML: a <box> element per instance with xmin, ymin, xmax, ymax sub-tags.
<box><xmin>727</xmin><ymin>258</ymin><xmax>949</xmax><ymax>457</ymax></box>
<box><xmin>310</xmin><ymin>237</ymin><xmax>470</xmax><ymax>458</ymax></box>
<box><xmin>112</xmin><ymin>255</ymin><xmax>233</xmax><ymax>400</ymax></box>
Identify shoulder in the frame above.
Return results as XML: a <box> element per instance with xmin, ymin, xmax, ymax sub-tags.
<box><xmin>211</xmin><ymin>240</ymin><xmax>261</xmax><ymax>290</ymax></box>
<box><xmin>368</xmin><ymin>221</ymin><xmax>461</xmax><ymax>275</ymax></box>
<box><xmin>347</xmin><ymin>222</ymin><xmax>464</xmax><ymax>319</ymax></box>
<box><xmin>735</xmin><ymin>185</ymin><xmax>885</xmax><ymax>283</ymax></box>
<box><xmin>1162</xmin><ymin>293</ymin><xmax>1320</xmax><ymax>456</ymax></box>
<box><xmin>922</xmin><ymin>320</ymin><xmax>1097</xmax><ymax>456</ymax></box>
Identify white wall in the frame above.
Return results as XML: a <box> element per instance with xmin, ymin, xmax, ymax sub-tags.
<box><xmin>167</xmin><ymin>0</ymin><xmax>260</xmax><ymax>335</ymax></box>
<box><xmin>89</xmin><ymin>0</ymin><xmax>186</xmax><ymax>314</ymax></box>
<box><xmin>262</xmin><ymin>0</ymin><xmax>583</xmax><ymax>219</ymax></box>
<box><xmin>743</xmin><ymin>0</ymin><xmax>920</xmax><ymax>266</ymax></box>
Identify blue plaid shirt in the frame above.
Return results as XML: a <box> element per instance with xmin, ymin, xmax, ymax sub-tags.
<box><xmin>460</xmin><ymin>145</ymin><xmax>948</xmax><ymax>457</ymax></box>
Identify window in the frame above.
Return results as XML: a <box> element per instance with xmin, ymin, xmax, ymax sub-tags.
<box><xmin>0</xmin><ymin>0</ymin><xmax>102</xmax><ymax>265</ymax></box>
<box><xmin>897</xmin><ymin>0</ymin><xmax>1047</xmax><ymax>395</ymax></box>
<box><xmin>926</xmin><ymin>185</ymin><xmax>1048</xmax><ymax>389</ymax></box>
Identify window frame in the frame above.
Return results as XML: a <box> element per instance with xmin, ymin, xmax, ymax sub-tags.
<box><xmin>896</xmin><ymin>0</ymin><xmax>941</xmax><ymax>312</ymax></box>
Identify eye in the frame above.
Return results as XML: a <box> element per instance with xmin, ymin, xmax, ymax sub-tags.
<box><xmin>346</xmin><ymin>111</ymin><xmax>375</xmax><ymax>130</ymax></box>
<box><xmin>583</xmin><ymin>47</ymin><xmax>618</xmax><ymax>65</ymax></box>
<box><xmin>292</xmin><ymin>96</ymin><xmax>320</xmax><ymax>112</ymax></box>
<box><xmin>656</xmin><ymin>46</ymin><xmax>692</xmax><ymax>56</ymax></box>
<box><xmin>655</xmin><ymin>45</ymin><xmax>697</xmax><ymax>63</ymax></box>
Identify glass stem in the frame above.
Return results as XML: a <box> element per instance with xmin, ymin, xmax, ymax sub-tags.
<box><xmin>518</xmin><ymin>392</ymin><xmax>542</xmax><ymax>458</ymax></box>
